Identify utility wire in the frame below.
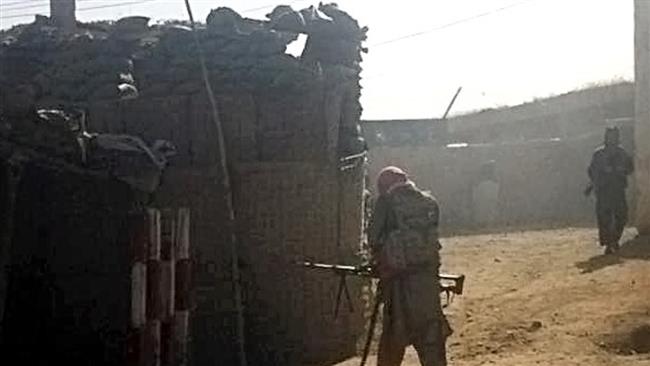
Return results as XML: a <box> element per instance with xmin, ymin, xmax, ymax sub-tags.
<box><xmin>0</xmin><ymin>1</ymin><xmax>49</xmax><ymax>12</ymax></box>
<box><xmin>0</xmin><ymin>0</ymin><xmax>104</xmax><ymax>12</ymax></box>
<box><xmin>371</xmin><ymin>0</ymin><xmax>537</xmax><ymax>47</ymax></box>
<box><xmin>0</xmin><ymin>0</ymin><xmax>39</xmax><ymax>7</ymax></box>
<box><xmin>72</xmin><ymin>0</ymin><xmax>159</xmax><ymax>12</ymax></box>
<box><xmin>0</xmin><ymin>0</ymin><xmax>303</xmax><ymax>21</ymax></box>
<box><xmin>1</xmin><ymin>0</ymin><xmax>306</xmax><ymax>17</ymax></box>
<box><xmin>239</xmin><ymin>0</ymin><xmax>306</xmax><ymax>14</ymax></box>
<box><xmin>1</xmin><ymin>0</ymin><xmax>159</xmax><ymax>19</ymax></box>
<box><xmin>362</xmin><ymin>0</ymin><xmax>539</xmax><ymax>81</ymax></box>
<box><xmin>182</xmin><ymin>1</ymin><xmax>248</xmax><ymax>366</ymax></box>
<box><xmin>2</xmin><ymin>12</ymin><xmax>45</xmax><ymax>20</ymax></box>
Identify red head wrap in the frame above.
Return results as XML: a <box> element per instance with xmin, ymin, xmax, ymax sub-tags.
<box><xmin>377</xmin><ymin>166</ymin><xmax>408</xmax><ymax>196</ymax></box>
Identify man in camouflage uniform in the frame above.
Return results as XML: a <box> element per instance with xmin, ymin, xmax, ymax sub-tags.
<box><xmin>368</xmin><ymin>166</ymin><xmax>451</xmax><ymax>366</ymax></box>
<box><xmin>587</xmin><ymin>127</ymin><xmax>634</xmax><ymax>254</ymax></box>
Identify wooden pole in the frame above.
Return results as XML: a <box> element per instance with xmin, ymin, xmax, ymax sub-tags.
<box><xmin>183</xmin><ymin>1</ymin><xmax>248</xmax><ymax>365</ymax></box>
<box><xmin>160</xmin><ymin>209</ymin><xmax>176</xmax><ymax>366</ymax></box>
<box><xmin>441</xmin><ymin>87</ymin><xmax>463</xmax><ymax>120</ymax></box>
<box><xmin>145</xmin><ymin>209</ymin><xmax>162</xmax><ymax>366</ymax></box>
<box><xmin>128</xmin><ymin>212</ymin><xmax>148</xmax><ymax>366</ymax></box>
<box><xmin>174</xmin><ymin>208</ymin><xmax>191</xmax><ymax>366</ymax></box>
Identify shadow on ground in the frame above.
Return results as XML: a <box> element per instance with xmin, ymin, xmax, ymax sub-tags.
<box><xmin>576</xmin><ymin>235</ymin><xmax>650</xmax><ymax>274</ymax></box>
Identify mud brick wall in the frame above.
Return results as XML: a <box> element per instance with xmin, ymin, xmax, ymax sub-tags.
<box><xmin>86</xmin><ymin>87</ymin><xmax>365</xmax><ymax>365</ymax></box>
<box><xmin>0</xmin><ymin>161</ymin><xmax>136</xmax><ymax>364</ymax></box>
<box><xmin>151</xmin><ymin>166</ymin><xmax>236</xmax><ymax>366</ymax></box>
<box><xmin>89</xmin><ymin>106</ymin><xmax>242</xmax><ymax>366</ymax></box>
<box><xmin>233</xmin><ymin>162</ymin><xmax>365</xmax><ymax>365</ymax></box>
<box><xmin>86</xmin><ymin>88</ymin><xmax>345</xmax><ymax>164</ymax></box>
<box><xmin>1</xmin><ymin>6</ymin><xmax>368</xmax><ymax>363</ymax></box>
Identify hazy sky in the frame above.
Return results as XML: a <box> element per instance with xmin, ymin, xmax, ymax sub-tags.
<box><xmin>0</xmin><ymin>0</ymin><xmax>635</xmax><ymax>119</ymax></box>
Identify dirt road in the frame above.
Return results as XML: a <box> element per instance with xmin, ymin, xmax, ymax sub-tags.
<box><xmin>336</xmin><ymin>228</ymin><xmax>650</xmax><ymax>366</ymax></box>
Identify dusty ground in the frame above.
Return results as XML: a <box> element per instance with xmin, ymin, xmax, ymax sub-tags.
<box><xmin>337</xmin><ymin>228</ymin><xmax>650</xmax><ymax>366</ymax></box>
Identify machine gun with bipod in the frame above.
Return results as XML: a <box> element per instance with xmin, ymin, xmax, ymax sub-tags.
<box><xmin>297</xmin><ymin>261</ymin><xmax>465</xmax><ymax>366</ymax></box>
<box><xmin>297</xmin><ymin>261</ymin><xmax>465</xmax><ymax>317</ymax></box>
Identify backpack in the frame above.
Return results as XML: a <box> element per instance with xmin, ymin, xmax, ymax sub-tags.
<box><xmin>379</xmin><ymin>186</ymin><xmax>440</xmax><ymax>278</ymax></box>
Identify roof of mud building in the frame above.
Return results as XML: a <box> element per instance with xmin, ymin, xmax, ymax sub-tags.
<box><xmin>0</xmin><ymin>4</ymin><xmax>367</xmax><ymax>189</ymax></box>
<box><xmin>0</xmin><ymin>3</ymin><xmax>367</xmax><ymax>106</ymax></box>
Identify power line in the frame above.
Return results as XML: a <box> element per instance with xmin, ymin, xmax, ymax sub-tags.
<box><xmin>0</xmin><ymin>0</ymin><xmax>35</xmax><ymax>7</ymax></box>
<box><xmin>1</xmin><ymin>0</ymin><xmax>307</xmax><ymax>17</ymax></box>
<box><xmin>371</xmin><ymin>0</ymin><xmax>537</xmax><ymax>47</ymax></box>
<box><xmin>1</xmin><ymin>12</ymin><xmax>45</xmax><ymax>20</ymax></box>
<box><xmin>239</xmin><ymin>0</ymin><xmax>306</xmax><ymax>14</ymax></box>
<box><xmin>182</xmin><ymin>0</ymin><xmax>248</xmax><ymax>366</ymax></box>
<box><xmin>361</xmin><ymin>0</ymin><xmax>541</xmax><ymax>81</ymax></box>
<box><xmin>0</xmin><ymin>1</ymin><xmax>49</xmax><ymax>12</ymax></box>
<box><xmin>1</xmin><ymin>0</ymin><xmax>309</xmax><ymax>22</ymax></box>
<box><xmin>1</xmin><ymin>0</ymin><xmax>159</xmax><ymax>20</ymax></box>
<box><xmin>0</xmin><ymin>0</ymin><xmax>102</xmax><ymax>12</ymax></box>
<box><xmin>74</xmin><ymin>0</ymin><xmax>159</xmax><ymax>12</ymax></box>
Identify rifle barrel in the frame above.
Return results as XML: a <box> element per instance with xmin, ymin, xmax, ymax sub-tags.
<box><xmin>300</xmin><ymin>261</ymin><xmax>373</xmax><ymax>276</ymax></box>
<box><xmin>300</xmin><ymin>262</ymin><xmax>464</xmax><ymax>293</ymax></box>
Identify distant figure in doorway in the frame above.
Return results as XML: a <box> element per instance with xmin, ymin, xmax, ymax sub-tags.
<box><xmin>586</xmin><ymin>127</ymin><xmax>634</xmax><ymax>254</ymax></box>
<box><xmin>472</xmin><ymin>160</ymin><xmax>500</xmax><ymax>228</ymax></box>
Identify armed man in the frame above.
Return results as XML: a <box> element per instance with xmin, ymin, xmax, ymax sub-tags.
<box><xmin>586</xmin><ymin>126</ymin><xmax>634</xmax><ymax>254</ymax></box>
<box><xmin>368</xmin><ymin>166</ymin><xmax>452</xmax><ymax>366</ymax></box>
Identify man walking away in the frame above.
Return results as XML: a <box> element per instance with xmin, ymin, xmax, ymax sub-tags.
<box><xmin>368</xmin><ymin>166</ymin><xmax>452</xmax><ymax>366</ymax></box>
<box><xmin>586</xmin><ymin>127</ymin><xmax>634</xmax><ymax>254</ymax></box>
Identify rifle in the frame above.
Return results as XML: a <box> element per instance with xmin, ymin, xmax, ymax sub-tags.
<box><xmin>297</xmin><ymin>261</ymin><xmax>465</xmax><ymax>318</ymax></box>
<box><xmin>298</xmin><ymin>261</ymin><xmax>465</xmax><ymax>366</ymax></box>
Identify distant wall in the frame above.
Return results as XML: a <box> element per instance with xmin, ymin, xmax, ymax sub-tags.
<box><xmin>368</xmin><ymin>138</ymin><xmax>606</xmax><ymax>233</ymax></box>
<box><xmin>362</xmin><ymin>119</ymin><xmax>448</xmax><ymax>147</ymax></box>
<box><xmin>447</xmin><ymin>82</ymin><xmax>634</xmax><ymax>144</ymax></box>
<box><xmin>364</xmin><ymin>83</ymin><xmax>636</xmax><ymax>233</ymax></box>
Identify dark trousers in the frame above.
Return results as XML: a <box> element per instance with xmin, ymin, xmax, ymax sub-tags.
<box><xmin>377</xmin><ymin>319</ymin><xmax>447</xmax><ymax>366</ymax></box>
<box><xmin>596</xmin><ymin>193</ymin><xmax>628</xmax><ymax>248</ymax></box>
